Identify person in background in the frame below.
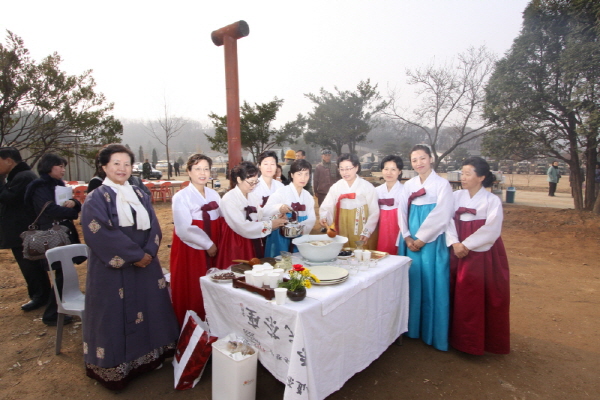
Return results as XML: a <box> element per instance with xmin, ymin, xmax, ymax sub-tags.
<box><xmin>319</xmin><ymin>153</ymin><xmax>379</xmax><ymax>249</ymax></box>
<box><xmin>218</xmin><ymin>162</ymin><xmax>287</xmax><ymax>265</ymax></box>
<box><xmin>88</xmin><ymin>153</ymin><xmax>151</xmax><ymax>197</ymax></box>
<box><xmin>168</xmin><ymin>162</ymin><xmax>173</xmax><ymax>179</ymax></box>
<box><xmin>170</xmin><ymin>154</ymin><xmax>224</xmax><ymax>324</ymax></box>
<box><xmin>295</xmin><ymin>150</ymin><xmax>313</xmax><ymax>195</ymax></box>
<box><xmin>0</xmin><ymin>147</ymin><xmax>50</xmax><ymax>313</ymax></box>
<box><xmin>275</xmin><ymin>164</ymin><xmax>288</xmax><ymax>185</ymax></box>
<box><xmin>547</xmin><ymin>160</ymin><xmax>560</xmax><ymax>196</ymax></box>
<box><xmin>173</xmin><ymin>161</ymin><xmax>180</xmax><ymax>177</ymax></box>
<box><xmin>281</xmin><ymin>149</ymin><xmax>296</xmax><ymax>183</ymax></box>
<box><xmin>142</xmin><ymin>159</ymin><xmax>152</xmax><ymax>180</ymax></box>
<box><xmin>81</xmin><ymin>144</ymin><xmax>178</xmax><ymax>390</ymax></box>
<box><xmin>253</xmin><ymin>151</ymin><xmax>285</xmax><ymax>258</ymax></box>
<box><xmin>446</xmin><ymin>157</ymin><xmax>510</xmax><ymax>355</ymax></box>
<box><xmin>398</xmin><ymin>144</ymin><xmax>453</xmax><ymax>351</ymax></box>
<box><xmin>376</xmin><ymin>155</ymin><xmax>404</xmax><ymax>255</ymax></box>
<box><xmin>263</xmin><ymin>159</ymin><xmax>315</xmax><ymax>257</ymax></box>
<box><xmin>313</xmin><ymin>149</ymin><xmax>339</xmax><ymax>206</ymax></box>
<box><xmin>25</xmin><ymin>153</ymin><xmax>83</xmax><ymax>326</ymax></box>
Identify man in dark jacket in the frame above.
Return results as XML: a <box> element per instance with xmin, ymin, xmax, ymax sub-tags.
<box><xmin>0</xmin><ymin>147</ymin><xmax>51</xmax><ymax>312</ymax></box>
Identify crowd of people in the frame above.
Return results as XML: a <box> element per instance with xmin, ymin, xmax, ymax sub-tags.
<box><xmin>0</xmin><ymin>143</ymin><xmax>511</xmax><ymax>390</ymax></box>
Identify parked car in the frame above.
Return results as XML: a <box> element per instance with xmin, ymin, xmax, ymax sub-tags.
<box><xmin>131</xmin><ymin>162</ymin><xmax>162</xmax><ymax>179</ymax></box>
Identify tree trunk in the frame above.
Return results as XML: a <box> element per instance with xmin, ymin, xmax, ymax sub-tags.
<box><xmin>584</xmin><ymin>136</ymin><xmax>597</xmax><ymax>210</ymax></box>
<box><xmin>593</xmin><ymin>190</ymin><xmax>600</xmax><ymax>214</ymax></box>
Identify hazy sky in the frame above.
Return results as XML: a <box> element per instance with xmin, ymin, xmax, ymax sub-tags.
<box><xmin>2</xmin><ymin>0</ymin><xmax>530</xmax><ymax>126</ymax></box>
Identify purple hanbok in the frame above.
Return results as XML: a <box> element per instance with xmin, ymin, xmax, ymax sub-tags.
<box><xmin>81</xmin><ymin>185</ymin><xmax>179</xmax><ymax>390</ymax></box>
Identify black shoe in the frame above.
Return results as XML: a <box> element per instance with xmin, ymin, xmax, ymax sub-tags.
<box><xmin>21</xmin><ymin>299</ymin><xmax>47</xmax><ymax>312</ymax></box>
<box><xmin>43</xmin><ymin>315</ymin><xmax>73</xmax><ymax>326</ymax></box>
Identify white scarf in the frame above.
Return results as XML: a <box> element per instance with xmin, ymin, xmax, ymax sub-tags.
<box><xmin>102</xmin><ymin>178</ymin><xmax>151</xmax><ymax>230</ymax></box>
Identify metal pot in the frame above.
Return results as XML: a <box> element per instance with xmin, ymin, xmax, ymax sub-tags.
<box><xmin>280</xmin><ymin>221</ymin><xmax>304</xmax><ymax>238</ymax></box>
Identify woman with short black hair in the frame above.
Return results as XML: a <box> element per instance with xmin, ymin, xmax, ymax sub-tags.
<box><xmin>446</xmin><ymin>156</ymin><xmax>510</xmax><ymax>355</ymax></box>
<box><xmin>263</xmin><ymin>159</ymin><xmax>315</xmax><ymax>256</ymax></box>
<box><xmin>81</xmin><ymin>143</ymin><xmax>178</xmax><ymax>389</ymax></box>
<box><xmin>218</xmin><ymin>161</ymin><xmax>287</xmax><ymax>266</ymax></box>
<box><xmin>170</xmin><ymin>153</ymin><xmax>224</xmax><ymax>324</ymax></box>
<box><xmin>376</xmin><ymin>155</ymin><xmax>404</xmax><ymax>254</ymax></box>
<box><xmin>319</xmin><ymin>153</ymin><xmax>379</xmax><ymax>249</ymax></box>
<box><xmin>25</xmin><ymin>153</ymin><xmax>82</xmax><ymax>326</ymax></box>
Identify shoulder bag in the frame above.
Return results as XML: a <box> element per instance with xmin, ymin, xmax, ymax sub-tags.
<box><xmin>20</xmin><ymin>201</ymin><xmax>71</xmax><ymax>260</ymax></box>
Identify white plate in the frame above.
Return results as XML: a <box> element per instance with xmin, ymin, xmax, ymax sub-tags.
<box><xmin>307</xmin><ymin>265</ymin><xmax>349</xmax><ymax>281</ymax></box>
<box><xmin>313</xmin><ymin>276</ymin><xmax>349</xmax><ymax>286</ymax></box>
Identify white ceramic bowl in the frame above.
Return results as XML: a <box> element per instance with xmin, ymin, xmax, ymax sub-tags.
<box><xmin>292</xmin><ymin>234</ymin><xmax>349</xmax><ymax>262</ymax></box>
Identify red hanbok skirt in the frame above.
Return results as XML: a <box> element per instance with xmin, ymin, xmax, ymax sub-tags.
<box><xmin>214</xmin><ymin>222</ymin><xmax>257</xmax><ymax>270</ymax></box>
<box><xmin>377</xmin><ymin>208</ymin><xmax>399</xmax><ymax>255</ymax></box>
<box><xmin>170</xmin><ymin>218</ymin><xmax>224</xmax><ymax>325</ymax></box>
<box><xmin>450</xmin><ymin>219</ymin><xmax>510</xmax><ymax>355</ymax></box>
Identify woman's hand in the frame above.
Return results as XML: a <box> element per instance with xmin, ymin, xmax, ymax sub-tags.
<box><xmin>452</xmin><ymin>243</ymin><xmax>470</xmax><ymax>258</ymax></box>
<box><xmin>271</xmin><ymin>218</ymin><xmax>288</xmax><ymax>229</ymax></box>
<box><xmin>207</xmin><ymin>244</ymin><xmax>217</xmax><ymax>257</ymax></box>
<box><xmin>359</xmin><ymin>235</ymin><xmax>369</xmax><ymax>242</ymax></box>
<box><xmin>405</xmin><ymin>237</ymin><xmax>420</xmax><ymax>252</ymax></box>
<box><xmin>413</xmin><ymin>239</ymin><xmax>425</xmax><ymax>251</ymax></box>
<box><xmin>319</xmin><ymin>218</ymin><xmax>329</xmax><ymax>228</ymax></box>
<box><xmin>134</xmin><ymin>253</ymin><xmax>152</xmax><ymax>268</ymax></box>
<box><xmin>279</xmin><ymin>204</ymin><xmax>292</xmax><ymax>214</ymax></box>
<box><xmin>62</xmin><ymin>200</ymin><xmax>76</xmax><ymax>208</ymax></box>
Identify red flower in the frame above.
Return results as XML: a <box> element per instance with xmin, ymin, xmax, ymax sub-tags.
<box><xmin>292</xmin><ymin>264</ymin><xmax>305</xmax><ymax>272</ymax></box>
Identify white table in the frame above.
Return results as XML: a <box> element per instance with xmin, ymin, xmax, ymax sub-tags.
<box><xmin>202</xmin><ymin>255</ymin><xmax>411</xmax><ymax>400</ymax></box>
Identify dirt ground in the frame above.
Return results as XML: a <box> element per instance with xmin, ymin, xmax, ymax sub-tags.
<box><xmin>1</xmin><ymin>174</ymin><xmax>599</xmax><ymax>400</ymax></box>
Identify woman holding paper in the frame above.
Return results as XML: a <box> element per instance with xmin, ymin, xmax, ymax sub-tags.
<box><xmin>24</xmin><ymin>153</ymin><xmax>82</xmax><ymax>326</ymax></box>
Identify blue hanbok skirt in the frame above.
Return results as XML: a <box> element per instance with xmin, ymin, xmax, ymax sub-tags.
<box><xmin>399</xmin><ymin>203</ymin><xmax>450</xmax><ymax>351</ymax></box>
<box><xmin>265</xmin><ymin>214</ymin><xmax>308</xmax><ymax>258</ymax></box>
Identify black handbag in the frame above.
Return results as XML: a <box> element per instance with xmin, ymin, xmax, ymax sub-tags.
<box><xmin>20</xmin><ymin>201</ymin><xmax>71</xmax><ymax>261</ymax></box>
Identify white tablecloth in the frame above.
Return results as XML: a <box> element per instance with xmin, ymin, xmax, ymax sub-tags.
<box><xmin>202</xmin><ymin>255</ymin><xmax>411</xmax><ymax>400</ymax></box>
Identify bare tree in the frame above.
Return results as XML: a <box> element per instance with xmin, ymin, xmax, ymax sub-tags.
<box><xmin>145</xmin><ymin>100</ymin><xmax>186</xmax><ymax>179</ymax></box>
<box><xmin>385</xmin><ymin>46</ymin><xmax>496</xmax><ymax>169</ymax></box>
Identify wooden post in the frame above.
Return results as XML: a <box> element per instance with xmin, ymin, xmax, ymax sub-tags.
<box><xmin>211</xmin><ymin>20</ymin><xmax>250</xmax><ymax>171</ymax></box>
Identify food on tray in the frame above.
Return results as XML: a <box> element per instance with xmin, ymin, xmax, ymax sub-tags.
<box><xmin>211</xmin><ymin>272</ymin><xmax>236</xmax><ymax>280</ymax></box>
<box><xmin>308</xmin><ymin>240</ymin><xmax>333</xmax><ymax>246</ymax></box>
<box><xmin>338</xmin><ymin>250</ymin><xmax>353</xmax><ymax>257</ymax></box>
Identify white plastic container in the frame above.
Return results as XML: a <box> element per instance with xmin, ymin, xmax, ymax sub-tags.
<box><xmin>212</xmin><ymin>338</ymin><xmax>258</xmax><ymax>400</ymax></box>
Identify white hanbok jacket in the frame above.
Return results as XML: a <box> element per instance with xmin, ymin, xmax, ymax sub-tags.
<box><xmin>263</xmin><ymin>184</ymin><xmax>316</xmax><ymax>235</ymax></box>
<box><xmin>399</xmin><ymin>171</ymin><xmax>453</xmax><ymax>243</ymax></box>
<box><xmin>253</xmin><ymin>176</ymin><xmax>284</xmax><ymax>207</ymax></box>
<box><xmin>446</xmin><ymin>187</ymin><xmax>503</xmax><ymax>252</ymax></box>
<box><xmin>376</xmin><ymin>180</ymin><xmax>403</xmax><ymax>210</ymax></box>
<box><xmin>171</xmin><ymin>184</ymin><xmax>222</xmax><ymax>250</ymax></box>
<box><xmin>221</xmin><ymin>185</ymin><xmax>272</xmax><ymax>239</ymax></box>
<box><xmin>319</xmin><ymin>177</ymin><xmax>379</xmax><ymax>238</ymax></box>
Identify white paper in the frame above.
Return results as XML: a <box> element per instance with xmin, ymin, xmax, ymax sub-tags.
<box><xmin>55</xmin><ymin>186</ymin><xmax>73</xmax><ymax>206</ymax></box>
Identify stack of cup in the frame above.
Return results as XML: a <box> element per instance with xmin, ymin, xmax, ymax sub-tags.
<box><xmin>252</xmin><ymin>272</ymin><xmax>265</xmax><ymax>288</ymax></box>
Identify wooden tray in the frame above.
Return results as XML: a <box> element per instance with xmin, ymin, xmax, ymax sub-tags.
<box><xmin>232</xmin><ymin>276</ymin><xmax>277</xmax><ymax>300</ymax></box>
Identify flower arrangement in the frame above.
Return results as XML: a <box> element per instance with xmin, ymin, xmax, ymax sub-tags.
<box><xmin>280</xmin><ymin>264</ymin><xmax>320</xmax><ymax>291</ymax></box>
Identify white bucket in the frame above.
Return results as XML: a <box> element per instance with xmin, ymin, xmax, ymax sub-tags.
<box><xmin>212</xmin><ymin>338</ymin><xmax>258</xmax><ymax>400</ymax></box>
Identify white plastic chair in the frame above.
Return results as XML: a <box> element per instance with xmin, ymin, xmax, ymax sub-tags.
<box><xmin>45</xmin><ymin>244</ymin><xmax>88</xmax><ymax>355</ymax></box>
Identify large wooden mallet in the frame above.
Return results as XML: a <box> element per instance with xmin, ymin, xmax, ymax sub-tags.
<box><xmin>211</xmin><ymin>20</ymin><xmax>250</xmax><ymax>171</ymax></box>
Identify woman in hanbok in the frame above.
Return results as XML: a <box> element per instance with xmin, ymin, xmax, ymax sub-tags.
<box><xmin>254</xmin><ymin>151</ymin><xmax>285</xmax><ymax>258</ymax></box>
<box><xmin>170</xmin><ymin>154</ymin><xmax>223</xmax><ymax>324</ymax></box>
<box><xmin>217</xmin><ymin>161</ymin><xmax>287</xmax><ymax>266</ymax></box>
<box><xmin>81</xmin><ymin>144</ymin><xmax>179</xmax><ymax>390</ymax></box>
<box><xmin>319</xmin><ymin>153</ymin><xmax>379</xmax><ymax>250</ymax></box>
<box><xmin>399</xmin><ymin>144</ymin><xmax>453</xmax><ymax>351</ymax></box>
<box><xmin>263</xmin><ymin>159</ymin><xmax>316</xmax><ymax>256</ymax></box>
<box><xmin>446</xmin><ymin>157</ymin><xmax>510</xmax><ymax>355</ymax></box>
<box><xmin>375</xmin><ymin>155</ymin><xmax>404</xmax><ymax>254</ymax></box>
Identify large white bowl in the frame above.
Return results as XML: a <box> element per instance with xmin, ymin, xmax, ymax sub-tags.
<box><xmin>292</xmin><ymin>234</ymin><xmax>348</xmax><ymax>262</ymax></box>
